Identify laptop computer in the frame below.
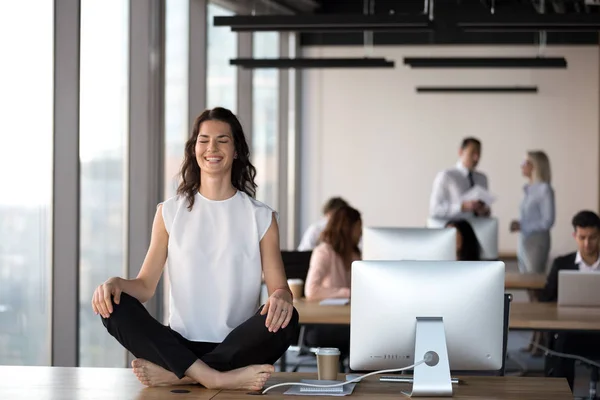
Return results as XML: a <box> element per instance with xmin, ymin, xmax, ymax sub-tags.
<box><xmin>557</xmin><ymin>270</ymin><xmax>600</xmax><ymax>307</ymax></box>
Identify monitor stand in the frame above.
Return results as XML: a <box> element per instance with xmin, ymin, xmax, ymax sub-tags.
<box><xmin>402</xmin><ymin>317</ymin><xmax>453</xmax><ymax>397</ymax></box>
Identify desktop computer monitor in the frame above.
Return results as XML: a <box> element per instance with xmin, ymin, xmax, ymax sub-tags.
<box><xmin>362</xmin><ymin>227</ymin><xmax>457</xmax><ymax>261</ymax></box>
<box><xmin>350</xmin><ymin>260</ymin><xmax>505</xmax><ymax>397</ymax></box>
<box><xmin>427</xmin><ymin>217</ymin><xmax>499</xmax><ymax>260</ymax></box>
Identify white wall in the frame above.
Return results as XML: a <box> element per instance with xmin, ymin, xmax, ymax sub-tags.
<box><xmin>300</xmin><ymin>45</ymin><xmax>599</xmax><ymax>260</ymax></box>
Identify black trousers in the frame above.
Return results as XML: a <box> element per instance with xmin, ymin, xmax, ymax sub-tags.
<box><xmin>101</xmin><ymin>293</ymin><xmax>299</xmax><ymax>379</ymax></box>
<box><xmin>545</xmin><ymin>332</ymin><xmax>600</xmax><ymax>390</ymax></box>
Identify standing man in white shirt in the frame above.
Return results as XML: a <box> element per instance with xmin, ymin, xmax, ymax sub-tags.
<box><xmin>298</xmin><ymin>197</ymin><xmax>349</xmax><ymax>251</ymax></box>
<box><xmin>429</xmin><ymin>137</ymin><xmax>490</xmax><ymax>219</ymax></box>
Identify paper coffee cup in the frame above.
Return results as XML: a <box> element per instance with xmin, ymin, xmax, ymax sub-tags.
<box><xmin>316</xmin><ymin>347</ymin><xmax>340</xmax><ymax>380</ymax></box>
<box><xmin>287</xmin><ymin>279</ymin><xmax>304</xmax><ymax>301</ymax></box>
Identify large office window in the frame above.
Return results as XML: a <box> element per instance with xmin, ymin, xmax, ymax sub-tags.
<box><xmin>79</xmin><ymin>0</ymin><xmax>129</xmax><ymax>367</ymax></box>
<box><xmin>207</xmin><ymin>2</ymin><xmax>237</xmax><ymax>112</ymax></box>
<box><xmin>163</xmin><ymin>0</ymin><xmax>190</xmax><ymax>324</ymax></box>
<box><xmin>165</xmin><ymin>0</ymin><xmax>189</xmax><ymax>199</ymax></box>
<box><xmin>252</xmin><ymin>33</ymin><xmax>280</xmax><ymax>209</ymax></box>
<box><xmin>0</xmin><ymin>1</ymin><xmax>53</xmax><ymax>366</ymax></box>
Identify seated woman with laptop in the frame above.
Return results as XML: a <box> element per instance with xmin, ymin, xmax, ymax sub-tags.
<box><xmin>304</xmin><ymin>205</ymin><xmax>362</xmax><ymax>365</ymax></box>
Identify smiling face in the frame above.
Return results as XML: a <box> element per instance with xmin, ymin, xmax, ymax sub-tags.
<box><xmin>195</xmin><ymin>119</ymin><xmax>236</xmax><ymax>176</ymax></box>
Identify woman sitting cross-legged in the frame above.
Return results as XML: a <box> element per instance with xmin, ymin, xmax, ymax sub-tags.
<box><xmin>91</xmin><ymin>107</ymin><xmax>298</xmax><ymax>391</ymax></box>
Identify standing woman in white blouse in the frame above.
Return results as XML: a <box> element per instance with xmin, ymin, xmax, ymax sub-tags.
<box><xmin>91</xmin><ymin>108</ymin><xmax>298</xmax><ymax>392</ymax></box>
<box><xmin>510</xmin><ymin>151</ymin><xmax>555</xmax><ymax>274</ymax></box>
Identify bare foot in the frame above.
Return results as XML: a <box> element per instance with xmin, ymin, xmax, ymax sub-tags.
<box><xmin>132</xmin><ymin>359</ymin><xmax>194</xmax><ymax>387</ymax></box>
<box><xmin>215</xmin><ymin>364</ymin><xmax>274</xmax><ymax>391</ymax></box>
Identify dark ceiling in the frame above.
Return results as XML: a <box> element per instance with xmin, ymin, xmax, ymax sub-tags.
<box><xmin>313</xmin><ymin>0</ymin><xmax>598</xmax><ymax>15</ymax></box>
<box><xmin>250</xmin><ymin>0</ymin><xmax>600</xmax><ymax>45</ymax></box>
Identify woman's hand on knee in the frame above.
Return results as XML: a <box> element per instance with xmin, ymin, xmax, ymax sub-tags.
<box><xmin>261</xmin><ymin>288</ymin><xmax>294</xmax><ymax>333</ymax></box>
<box><xmin>92</xmin><ymin>277</ymin><xmax>123</xmax><ymax>319</ymax></box>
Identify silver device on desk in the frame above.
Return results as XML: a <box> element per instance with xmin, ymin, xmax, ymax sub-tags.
<box><xmin>362</xmin><ymin>227</ymin><xmax>457</xmax><ymax>261</ymax></box>
<box><xmin>558</xmin><ymin>270</ymin><xmax>600</xmax><ymax>307</ymax></box>
<box><xmin>350</xmin><ymin>260</ymin><xmax>505</xmax><ymax>397</ymax></box>
<box><xmin>427</xmin><ymin>217</ymin><xmax>499</xmax><ymax>260</ymax></box>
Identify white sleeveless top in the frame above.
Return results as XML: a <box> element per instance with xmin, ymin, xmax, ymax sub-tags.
<box><xmin>161</xmin><ymin>190</ymin><xmax>275</xmax><ymax>342</ymax></box>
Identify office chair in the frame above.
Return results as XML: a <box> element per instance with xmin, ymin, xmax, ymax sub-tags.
<box><xmin>578</xmin><ymin>364</ymin><xmax>599</xmax><ymax>400</ymax></box>
<box><xmin>545</xmin><ymin>333</ymin><xmax>600</xmax><ymax>400</ymax></box>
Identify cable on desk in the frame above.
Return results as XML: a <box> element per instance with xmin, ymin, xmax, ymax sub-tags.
<box><xmin>261</xmin><ymin>358</ymin><xmax>427</xmax><ymax>395</ymax></box>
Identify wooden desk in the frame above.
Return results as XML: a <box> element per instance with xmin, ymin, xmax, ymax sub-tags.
<box><xmin>505</xmin><ymin>272</ymin><xmax>546</xmax><ymax>290</ymax></box>
<box><xmin>0</xmin><ymin>367</ymin><xmax>572</xmax><ymax>399</ymax></box>
<box><xmin>510</xmin><ymin>301</ymin><xmax>600</xmax><ymax>332</ymax></box>
<box><xmin>295</xmin><ymin>300</ymin><xmax>600</xmax><ymax>332</ymax></box>
<box><xmin>295</xmin><ymin>300</ymin><xmax>350</xmax><ymax>324</ymax></box>
<box><xmin>215</xmin><ymin>372</ymin><xmax>572</xmax><ymax>399</ymax></box>
<box><xmin>498</xmin><ymin>251</ymin><xmax>518</xmax><ymax>261</ymax></box>
<box><xmin>0</xmin><ymin>365</ymin><xmax>218</xmax><ymax>400</ymax></box>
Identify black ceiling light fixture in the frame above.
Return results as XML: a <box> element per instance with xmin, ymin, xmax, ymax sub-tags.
<box><xmin>228</xmin><ymin>0</ymin><xmax>396</xmax><ymax>70</ymax></box>
<box><xmin>213</xmin><ymin>14</ymin><xmax>433</xmax><ymax>32</ymax></box>
<box><xmin>229</xmin><ymin>57</ymin><xmax>395</xmax><ymax>69</ymax></box>
<box><xmin>403</xmin><ymin>56</ymin><xmax>567</xmax><ymax>68</ymax></box>
<box><xmin>457</xmin><ymin>13</ymin><xmax>600</xmax><ymax>32</ymax></box>
<box><xmin>416</xmin><ymin>86</ymin><xmax>538</xmax><ymax>94</ymax></box>
<box><xmin>405</xmin><ymin>1</ymin><xmax>566</xmax><ymax>70</ymax></box>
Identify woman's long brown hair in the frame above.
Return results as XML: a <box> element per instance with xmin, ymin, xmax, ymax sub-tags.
<box><xmin>319</xmin><ymin>205</ymin><xmax>362</xmax><ymax>268</ymax></box>
<box><xmin>176</xmin><ymin>107</ymin><xmax>257</xmax><ymax>210</ymax></box>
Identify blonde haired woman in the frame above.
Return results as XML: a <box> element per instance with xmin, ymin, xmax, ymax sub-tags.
<box><xmin>510</xmin><ymin>151</ymin><xmax>555</xmax><ymax>274</ymax></box>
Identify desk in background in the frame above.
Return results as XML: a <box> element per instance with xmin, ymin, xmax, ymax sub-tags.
<box><xmin>295</xmin><ymin>300</ymin><xmax>600</xmax><ymax>332</ymax></box>
<box><xmin>505</xmin><ymin>272</ymin><xmax>545</xmax><ymax>290</ymax></box>
<box><xmin>498</xmin><ymin>251</ymin><xmax>518</xmax><ymax>261</ymax></box>
<box><xmin>509</xmin><ymin>301</ymin><xmax>600</xmax><ymax>332</ymax></box>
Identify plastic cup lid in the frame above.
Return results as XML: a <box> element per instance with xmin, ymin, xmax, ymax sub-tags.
<box><xmin>316</xmin><ymin>347</ymin><xmax>340</xmax><ymax>356</ymax></box>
